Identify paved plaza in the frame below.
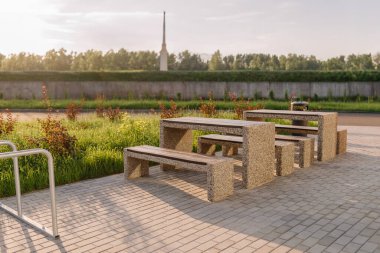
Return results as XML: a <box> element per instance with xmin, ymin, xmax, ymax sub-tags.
<box><xmin>1</xmin><ymin>126</ymin><xmax>380</xmax><ymax>253</ymax></box>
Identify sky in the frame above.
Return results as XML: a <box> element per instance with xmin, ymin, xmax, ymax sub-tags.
<box><xmin>0</xmin><ymin>0</ymin><xmax>379</xmax><ymax>59</ymax></box>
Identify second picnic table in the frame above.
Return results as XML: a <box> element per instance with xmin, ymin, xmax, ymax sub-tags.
<box><xmin>243</xmin><ymin>109</ymin><xmax>338</xmax><ymax>161</ymax></box>
<box><xmin>160</xmin><ymin>117</ymin><xmax>275</xmax><ymax>189</ymax></box>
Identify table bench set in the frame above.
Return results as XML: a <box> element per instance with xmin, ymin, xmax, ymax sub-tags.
<box><xmin>124</xmin><ymin>110</ymin><xmax>347</xmax><ymax>202</ymax></box>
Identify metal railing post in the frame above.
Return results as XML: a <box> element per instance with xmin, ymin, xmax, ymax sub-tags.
<box><xmin>0</xmin><ymin>141</ymin><xmax>59</xmax><ymax>238</ymax></box>
<box><xmin>0</xmin><ymin>141</ymin><xmax>22</xmax><ymax>216</ymax></box>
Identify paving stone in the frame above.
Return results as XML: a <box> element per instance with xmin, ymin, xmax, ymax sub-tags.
<box><xmin>0</xmin><ymin>126</ymin><xmax>379</xmax><ymax>252</ymax></box>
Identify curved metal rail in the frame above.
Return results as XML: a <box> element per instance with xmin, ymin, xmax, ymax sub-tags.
<box><xmin>0</xmin><ymin>141</ymin><xmax>59</xmax><ymax>238</ymax></box>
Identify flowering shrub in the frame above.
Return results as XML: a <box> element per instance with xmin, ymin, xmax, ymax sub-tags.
<box><xmin>28</xmin><ymin>84</ymin><xmax>77</xmax><ymax>156</ymax></box>
<box><xmin>66</xmin><ymin>102</ymin><xmax>82</xmax><ymax>121</ymax></box>
<box><xmin>199</xmin><ymin>92</ymin><xmax>217</xmax><ymax>117</ymax></box>
<box><xmin>95</xmin><ymin>94</ymin><xmax>105</xmax><ymax>118</ymax></box>
<box><xmin>0</xmin><ymin>109</ymin><xmax>17</xmax><ymax>135</ymax></box>
<box><xmin>105</xmin><ymin>107</ymin><xmax>124</xmax><ymax>121</ymax></box>
<box><xmin>229</xmin><ymin>92</ymin><xmax>263</xmax><ymax>119</ymax></box>
<box><xmin>159</xmin><ymin>100</ymin><xmax>181</xmax><ymax>119</ymax></box>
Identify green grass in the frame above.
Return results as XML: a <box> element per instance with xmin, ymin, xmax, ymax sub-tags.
<box><xmin>1</xmin><ymin>99</ymin><xmax>380</xmax><ymax>112</ymax></box>
<box><xmin>0</xmin><ymin>115</ymin><xmax>161</xmax><ymax>198</ymax></box>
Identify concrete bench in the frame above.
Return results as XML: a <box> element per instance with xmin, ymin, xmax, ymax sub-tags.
<box><xmin>124</xmin><ymin>145</ymin><xmax>234</xmax><ymax>202</ymax></box>
<box><xmin>198</xmin><ymin>134</ymin><xmax>295</xmax><ymax>176</ymax></box>
<box><xmin>276</xmin><ymin>124</ymin><xmax>347</xmax><ymax>157</ymax></box>
<box><xmin>275</xmin><ymin>124</ymin><xmax>318</xmax><ymax>135</ymax></box>
<box><xmin>275</xmin><ymin>134</ymin><xmax>315</xmax><ymax>168</ymax></box>
<box><xmin>336</xmin><ymin>129</ymin><xmax>347</xmax><ymax>154</ymax></box>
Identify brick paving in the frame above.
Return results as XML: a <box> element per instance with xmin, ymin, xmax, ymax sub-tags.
<box><xmin>1</xmin><ymin>125</ymin><xmax>380</xmax><ymax>253</ymax></box>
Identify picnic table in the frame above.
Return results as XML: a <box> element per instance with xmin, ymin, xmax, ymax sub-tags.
<box><xmin>160</xmin><ymin>117</ymin><xmax>275</xmax><ymax>189</ymax></box>
<box><xmin>243</xmin><ymin>109</ymin><xmax>338</xmax><ymax>161</ymax></box>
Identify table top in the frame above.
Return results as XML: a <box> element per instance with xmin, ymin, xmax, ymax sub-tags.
<box><xmin>162</xmin><ymin>117</ymin><xmax>270</xmax><ymax>128</ymax></box>
<box><xmin>244</xmin><ymin>109</ymin><xmax>337</xmax><ymax>116</ymax></box>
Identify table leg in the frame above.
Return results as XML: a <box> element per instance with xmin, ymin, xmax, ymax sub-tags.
<box><xmin>242</xmin><ymin>124</ymin><xmax>275</xmax><ymax>189</ymax></box>
<box><xmin>160</xmin><ymin>126</ymin><xmax>193</xmax><ymax>170</ymax></box>
<box><xmin>317</xmin><ymin>114</ymin><xmax>337</xmax><ymax>161</ymax></box>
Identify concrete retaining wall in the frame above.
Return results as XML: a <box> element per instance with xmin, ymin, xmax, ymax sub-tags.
<box><xmin>0</xmin><ymin>81</ymin><xmax>378</xmax><ymax>100</ymax></box>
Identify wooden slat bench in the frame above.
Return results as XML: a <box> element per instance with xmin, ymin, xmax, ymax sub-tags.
<box><xmin>275</xmin><ymin>134</ymin><xmax>315</xmax><ymax>168</ymax></box>
<box><xmin>124</xmin><ymin>145</ymin><xmax>235</xmax><ymax>202</ymax></box>
<box><xmin>198</xmin><ymin>135</ymin><xmax>295</xmax><ymax>177</ymax></box>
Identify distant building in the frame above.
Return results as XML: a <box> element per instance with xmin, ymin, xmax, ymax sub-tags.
<box><xmin>160</xmin><ymin>11</ymin><xmax>168</xmax><ymax>71</ymax></box>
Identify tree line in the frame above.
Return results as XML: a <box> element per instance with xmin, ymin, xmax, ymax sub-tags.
<box><xmin>1</xmin><ymin>48</ymin><xmax>380</xmax><ymax>71</ymax></box>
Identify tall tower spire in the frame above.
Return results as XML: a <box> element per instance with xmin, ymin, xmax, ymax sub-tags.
<box><xmin>163</xmin><ymin>11</ymin><xmax>166</xmax><ymax>46</ymax></box>
<box><xmin>160</xmin><ymin>11</ymin><xmax>168</xmax><ymax>71</ymax></box>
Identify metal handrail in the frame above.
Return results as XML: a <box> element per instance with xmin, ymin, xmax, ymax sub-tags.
<box><xmin>0</xmin><ymin>141</ymin><xmax>59</xmax><ymax>238</ymax></box>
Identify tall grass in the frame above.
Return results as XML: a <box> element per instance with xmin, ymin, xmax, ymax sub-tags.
<box><xmin>0</xmin><ymin>114</ymin><xmax>161</xmax><ymax>197</ymax></box>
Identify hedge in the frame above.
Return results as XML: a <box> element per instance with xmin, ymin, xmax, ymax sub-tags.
<box><xmin>1</xmin><ymin>70</ymin><xmax>380</xmax><ymax>82</ymax></box>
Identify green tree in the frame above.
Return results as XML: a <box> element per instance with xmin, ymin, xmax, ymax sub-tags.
<box><xmin>373</xmin><ymin>53</ymin><xmax>380</xmax><ymax>70</ymax></box>
<box><xmin>176</xmin><ymin>50</ymin><xmax>207</xmax><ymax>70</ymax></box>
<box><xmin>346</xmin><ymin>54</ymin><xmax>374</xmax><ymax>70</ymax></box>
<box><xmin>208</xmin><ymin>50</ymin><xmax>225</xmax><ymax>70</ymax></box>
<box><xmin>0</xmin><ymin>53</ymin><xmax>5</xmax><ymax>65</ymax></box>
<box><xmin>223</xmin><ymin>55</ymin><xmax>235</xmax><ymax>70</ymax></box>
<box><xmin>271</xmin><ymin>55</ymin><xmax>281</xmax><ymax>70</ymax></box>
<box><xmin>232</xmin><ymin>54</ymin><xmax>245</xmax><ymax>70</ymax></box>
<box><xmin>44</xmin><ymin>48</ymin><xmax>72</xmax><ymax>71</ymax></box>
<box><xmin>323</xmin><ymin>56</ymin><xmax>346</xmax><ymax>70</ymax></box>
<box><xmin>1</xmin><ymin>52</ymin><xmax>43</xmax><ymax>71</ymax></box>
<box><xmin>168</xmin><ymin>53</ymin><xmax>177</xmax><ymax>70</ymax></box>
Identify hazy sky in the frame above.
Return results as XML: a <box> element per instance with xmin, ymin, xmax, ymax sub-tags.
<box><xmin>0</xmin><ymin>0</ymin><xmax>379</xmax><ymax>58</ymax></box>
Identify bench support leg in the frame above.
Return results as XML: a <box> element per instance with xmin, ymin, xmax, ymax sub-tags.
<box><xmin>318</xmin><ymin>114</ymin><xmax>337</xmax><ymax>161</ymax></box>
<box><xmin>299</xmin><ymin>139</ymin><xmax>314</xmax><ymax>168</ymax></box>
<box><xmin>160</xmin><ymin>127</ymin><xmax>193</xmax><ymax>171</ymax></box>
<box><xmin>198</xmin><ymin>141</ymin><xmax>216</xmax><ymax>156</ymax></box>
<box><xmin>125</xmin><ymin>156</ymin><xmax>149</xmax><ymax>179</ymax></box>
<box><xmin>242</xmin><ymin>125</ymin><xmax>275</xmax><ymax>189</ymax></box>
<box><xmin>336</xmin><ymin>129</ymin><xmax>347</xmax><ymax>155</ymax></box>
<box><xmin>222</xmin><ymin>146</ymin><xmax>238</xmax><ymax>157</ymax></box>
<box><xmin>275</xmin><ymin>144</ymin><xmax>295</xmax><ymax>176</ymax></box>
<box><xmin>207</xmin><ymin>164</ymin><xmax>234</xmax><ymax>202</ymax></box>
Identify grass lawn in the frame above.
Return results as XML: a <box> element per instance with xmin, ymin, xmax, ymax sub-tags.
<box><xmin>0</xmin><ymin>99</ymin><xmax>379</xmax><ymax>113</ymax></box>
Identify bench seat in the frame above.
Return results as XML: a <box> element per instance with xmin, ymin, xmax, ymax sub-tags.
<box><xmin>124</xmin><ymin>145</ymin><xmax>234</xmax><ymax>202</ymax></box>
<box><xmin>275</xmin><ymin>134</ymin><xmax>315</xmax><ymax>168</ymax></box>
<box><xmin>275</xmin><ymin>124</ymin><xmax>318</xmax><ymax>135</ymax></box>
<box><xmin>198</xmin><ymin>135</ymin><xmax>295</xmax><ymax>176</ymax></box>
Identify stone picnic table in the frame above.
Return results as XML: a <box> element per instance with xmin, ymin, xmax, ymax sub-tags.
<box><xmin>243</xmin><ymin>109</ymin><xmax>337</xmax><ymax>161</ymax></box>
<box><xmin>160</xmin><ymin>117</ymin><xmax>275</xmax><ymax>189</ymax></box>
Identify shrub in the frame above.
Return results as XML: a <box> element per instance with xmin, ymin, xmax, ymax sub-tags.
<box><xmin>0</xmin><ymin>109</ymin><xmax>17</xmax><ymax>135</ymax></box>
<box><xmin>254</xmin><ymin>90</ymin><xmax>262</xmax><ymax>100</ymax></box>
<box><xmin>199</xmin><ymin>92</ymin><xmax>217</xmax><ymax>117</ymax></box>
<box><xmin>95</xmin><ymin>94</ymin><xmax>105</xmax><ymax>118</ymax></box>
<box><xmin>66</xmin><ymin>102</ymin><xmax>82</xmax><ymax>121</ymax></box>
<box><xmin>269</xmin><ymin>90</ymin><xmax>275</xmax><ymax>100</ymax></box>
<box><xmin>1</xmin><ymin>70</ymin><xmax>380</xmax><ymax>82</ymax></box>
<box><xmin>28</xmin><ymin>116</ymin><xmax>77</xmax><ymax>156</ymax></box>
<box><xmin>159</xmin><ymin>100</ymin><xmax>181</xmax><ymax>119</ymax></box>
<box><xmin>28</xmin><ymin>84</ymin><xmax>77</xmax><ymax>156</ymax></box>
<box><xmin>105</xmin><ymin>107</ymin><xmax>124</xmax><ymax>121</ymax></box>
<box><xmin>229</xmin><ymin>92</ymin><xmax>263</xmax><ymax>119</ymax></box>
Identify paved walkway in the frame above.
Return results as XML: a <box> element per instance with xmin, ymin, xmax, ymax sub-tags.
<box><xmin>1</xmin><ymin>126</ymin><xmax>380</xmax><ymax>253</ymax></box>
